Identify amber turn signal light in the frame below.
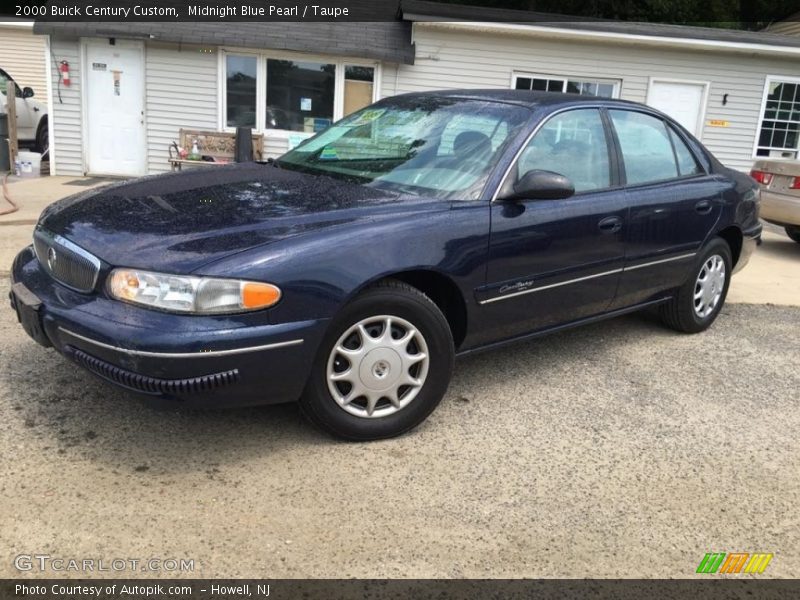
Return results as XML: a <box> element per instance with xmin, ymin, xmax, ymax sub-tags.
<box><xmin>241</xmin><ymin>282</ymin><xmax>282</xmax><ymax>309</ymax></box>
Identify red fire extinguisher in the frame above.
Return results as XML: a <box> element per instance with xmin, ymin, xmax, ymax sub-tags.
<box><xmin>60</xmin><ymin>60</ymin><xmax>71</xmax><ymax>86</ymax></box>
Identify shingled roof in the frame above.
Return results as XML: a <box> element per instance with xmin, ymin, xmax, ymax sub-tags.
<box><xmin>401</xmin><ymin>1</ymin><xmax>800</xmax><ymax>50</ymax></box>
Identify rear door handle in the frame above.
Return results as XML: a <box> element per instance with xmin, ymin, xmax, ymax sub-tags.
<box><xmin>598</xmin><ymin>216</ymin><xmax>622</xmax><ymax>234</ymax></box>
<box><xmin>695</xmin><ymin>200</ymin><xmax>713</xmax><ymax>215</ymax></box>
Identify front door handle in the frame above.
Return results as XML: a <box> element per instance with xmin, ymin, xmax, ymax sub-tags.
<box><xmin>695</xmin><ymin>200</ymin><xmax>713</xmax><ymax>215</ymax></box>
<box><xmin>598</xmin><ymin>216</ymin><xmax>622</xmax><ymax>234</ymax></box>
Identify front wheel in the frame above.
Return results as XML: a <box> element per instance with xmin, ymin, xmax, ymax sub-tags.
<box><xmin>300</xmin><ymin>280</ymin><xmax>454</xmax><ymax>441</ymax></box>
<box><xmin>659</xmin><ymin>238</ymin><xmax>732</xmax><ymax>333</ymax></box>
<box><xmin>786</xmin><ymin>226</ymin><xmax>800</xmax><ymax>244</ymax></box>
<box><xmin>36</xmin><ymin>120</ymin><xmax>49</xmax><ymax>157</ymax></box>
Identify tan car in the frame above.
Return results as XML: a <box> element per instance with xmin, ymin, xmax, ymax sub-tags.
<box><xmin>751</xmin><ymin>159</ymin><xmax>800</xmax><ymax>243</ymax></box>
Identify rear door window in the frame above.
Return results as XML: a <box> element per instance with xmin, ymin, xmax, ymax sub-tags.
<box><xmin>609</xmin><ymin>110</ymin><xmax>679</xmax><ymax>185</ymax></box>
<box><xmin>668</xmin><ymin>126</ymin><xmax>702</xmax><ymax>176</ymax></box>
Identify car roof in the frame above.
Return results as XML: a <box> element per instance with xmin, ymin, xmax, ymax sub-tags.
<box><xmin>393</xmin><ymin>89</ymin><xmax>649</xmax><ymax>110</ymax></box>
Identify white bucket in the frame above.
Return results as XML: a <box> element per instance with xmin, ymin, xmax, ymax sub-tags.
<box><xmin>17</xmin><ymin>151</ymin><xmax>42</xmax><ymax>178</ymax></box>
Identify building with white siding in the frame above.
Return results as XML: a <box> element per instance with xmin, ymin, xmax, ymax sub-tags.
<box><xmin>0</xmin><ymin>20</ymin><xmax>47</xmax><ymax>96</ymax></box>
<box><xmin>33</xmin><ymin>1</ymin><xmax>800</xmax><ymax>177</ymax></box>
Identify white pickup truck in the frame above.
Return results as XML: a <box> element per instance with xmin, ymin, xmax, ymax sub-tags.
<box><xmin>1</xmin><ymin>67</ymin><xmax>48</xmax><ymax>154</ymax></box>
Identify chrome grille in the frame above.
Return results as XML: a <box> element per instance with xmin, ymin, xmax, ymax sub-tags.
<box><xmin>33</xmin><ymin>227</ymin><xmax>101</xmax><ymax>293</ymax></box>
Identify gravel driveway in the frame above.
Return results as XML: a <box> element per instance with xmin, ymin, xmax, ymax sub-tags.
<box><xmin>1</xmin><ymin>280</ymin><xmax>798</xmax><ymax>578</ymax></box>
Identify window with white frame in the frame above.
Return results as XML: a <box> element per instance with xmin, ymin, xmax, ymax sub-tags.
<box><xmin>756</xmin><ymin>78</ymin><xmax>800</xmax><ymax>159</ymax></box>
<box><xmin>225</xmin><ymin>55</ymin><xmax>258</xmax><ymax>128</ymax></box>
<box><xmin>265</xmin><ymin>59</ymin><xmax>335</xmax><ymax>132</ymax></box>
<box><xmin>223</xmin><ymin>51</ymin><xmax>378</xmax><ymax>135</ymax></box>
<box><xmin>513</xmin><ymin>73</ymin><xmax>620</xmax><ymax>98</ymax></box>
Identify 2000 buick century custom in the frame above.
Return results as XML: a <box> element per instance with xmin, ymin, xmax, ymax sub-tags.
<box><xmin>10</xmin><ymin>91</ymin><xmax>761</xmax><ymax>440</ymax></box>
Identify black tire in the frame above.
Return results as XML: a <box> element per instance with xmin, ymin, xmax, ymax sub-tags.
<box><xmin>35</xmin><ymin>120</ymin><xmax>49</xmax><ymax>156</ymax></box>
<box><xmin>786</xmin><ymin>226</ymin><xmax>800</xmax><ymax>244</ymax></box>
<box><xmin>660</xmin><ymin>237</ymin><xmax>732</xmax><ymax>334</ymax></box>
<box><xmin>300</xmin><ymin>279</ymin><xmax>454</xmax><ymax>441</ymax></box>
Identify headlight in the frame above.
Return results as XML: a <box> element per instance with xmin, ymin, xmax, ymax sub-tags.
<box><xmin>108</xmin><ymin>269</ymin><xmax>281</xmax><ymax>314</ymax></box>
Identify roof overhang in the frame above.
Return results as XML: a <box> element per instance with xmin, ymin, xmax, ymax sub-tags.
<box><xmin>34</xmin><ymin>21</ymin><xmax>416</xmax><ymax>65</ymax></box>
<box><xmin>409</xmin><ymin>19</ymin><xmax>800</xmax><ymax>59</ymax></box>
<box><xmin>0</xmin><ymin>19</ymin><xmax>34</xmax><ymax>29</ymax></box>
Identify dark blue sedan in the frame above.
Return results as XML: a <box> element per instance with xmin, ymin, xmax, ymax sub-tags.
<box><xmin>10</xmin><ymin>91</ymin><xmax>761</xmax><ymax>440</ymax></box>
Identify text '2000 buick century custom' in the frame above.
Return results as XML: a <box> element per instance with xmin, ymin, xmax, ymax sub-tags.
<box><xmin>10</xmin><ymin>91</ymin><xmax>761</xmax><ymax>440</ymax></box>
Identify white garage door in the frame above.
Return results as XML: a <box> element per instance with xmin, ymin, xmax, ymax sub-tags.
<box><xmin>647</xmin><ymin>80</ymin><xmax>707</xmax><ymax>137</ymax></box>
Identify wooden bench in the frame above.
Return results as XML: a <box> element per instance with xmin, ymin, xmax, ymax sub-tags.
<box><xmin>168</xmin><ymin>129</ymin><xmax>264</xmax><ymax>171</ymax></box>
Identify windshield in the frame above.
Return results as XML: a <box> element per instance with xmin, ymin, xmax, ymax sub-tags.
<box><xmin>276</xmin><ymin>96</ymin><xmax>531</xmax><ymax>200</ymax></box>
<box><xmin>0</xmin><ymin>69</ymin><xmax>10</xmax><ymax>96</ymax></box>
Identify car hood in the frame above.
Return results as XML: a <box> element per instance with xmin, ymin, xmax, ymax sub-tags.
<box><xmin>39</xmin><ymin>163</ymin><xmax>432</xmax><ymax>273</ymax></box>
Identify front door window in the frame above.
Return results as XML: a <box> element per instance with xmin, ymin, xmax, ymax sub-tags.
<box><xmin>517</xmin><ymin>108</ymin><xmax>611</xmax><ymax>193</ymax></box>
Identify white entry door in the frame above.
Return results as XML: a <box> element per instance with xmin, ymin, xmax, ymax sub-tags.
<box><xmin>647</xmin><ymin>80</ymin><xmax>707</xmax><ymax>137</ymax></box>
<box><xmin>84</xmin><ymin>40</ymin><xmax>146</xmax><ymax>176</ymax></box>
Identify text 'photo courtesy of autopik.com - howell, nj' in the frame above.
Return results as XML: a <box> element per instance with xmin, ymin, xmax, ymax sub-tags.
<box><xmin>1</xmin><ymin>0</ymin><xmax>800</xmax><ymax>599</ymax></box>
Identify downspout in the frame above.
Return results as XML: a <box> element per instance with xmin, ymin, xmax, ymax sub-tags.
<box><xmin>44</xmin><ymin>34</ymin><xmax>56</xmax><ymax>176</ymax></box>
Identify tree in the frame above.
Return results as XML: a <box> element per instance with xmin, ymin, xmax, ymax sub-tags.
<box><xmin>433</xmin><ymin>0</ymin><xmax>800</xmax><ymax>30</ymax></box>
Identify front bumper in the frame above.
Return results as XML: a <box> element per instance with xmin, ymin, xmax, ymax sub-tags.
<box><xmin>10</xmin><ymin>246</ymin><xmax>327</xmax><ymax>407</ymax></box>
<box><xmin>760</xmin><ymin>189</ymin><xmax>800</xmax><ymax>227</ymax></box>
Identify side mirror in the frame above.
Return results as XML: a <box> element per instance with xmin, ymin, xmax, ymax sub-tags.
<box><xmin>499</xmin><ymin>169</ymin><xmax>575</xmax><ymax>201</ymax></box>
<box><xmin>22</xmin><ymin>87</ymin><xmax>34</xmax><ymax>99</ymax></box>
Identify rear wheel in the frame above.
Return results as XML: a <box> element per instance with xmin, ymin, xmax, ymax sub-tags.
<box><xmin>300</xmin><ymin>280</ymin><xmax>454</xmax><ymax>440</ymax></box>
<box><xmin>786</xmin><ymin>226</ymin><xmax>800</xmax><ymax>244</ymax></box>
<box><xmin>660</xmin><ymin>238</ymin><xmax>732</xmax><ymax>333</ymax></box>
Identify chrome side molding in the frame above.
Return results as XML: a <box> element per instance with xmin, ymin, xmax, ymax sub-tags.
<box><xmin>480</xmin><ymin>252</ymin><xmax>696</xmax><ymax>305</ymax></box>
<box><xmin>58</xmin><ymin>327</ymin><xmax>303</xmax><ymax>358</ymax></box>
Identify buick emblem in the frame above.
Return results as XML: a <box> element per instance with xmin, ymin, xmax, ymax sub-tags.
<box><xmin>47</xmin><ymin>246</ymin><xmax>58</xmax><ymax>269</ymax></box>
